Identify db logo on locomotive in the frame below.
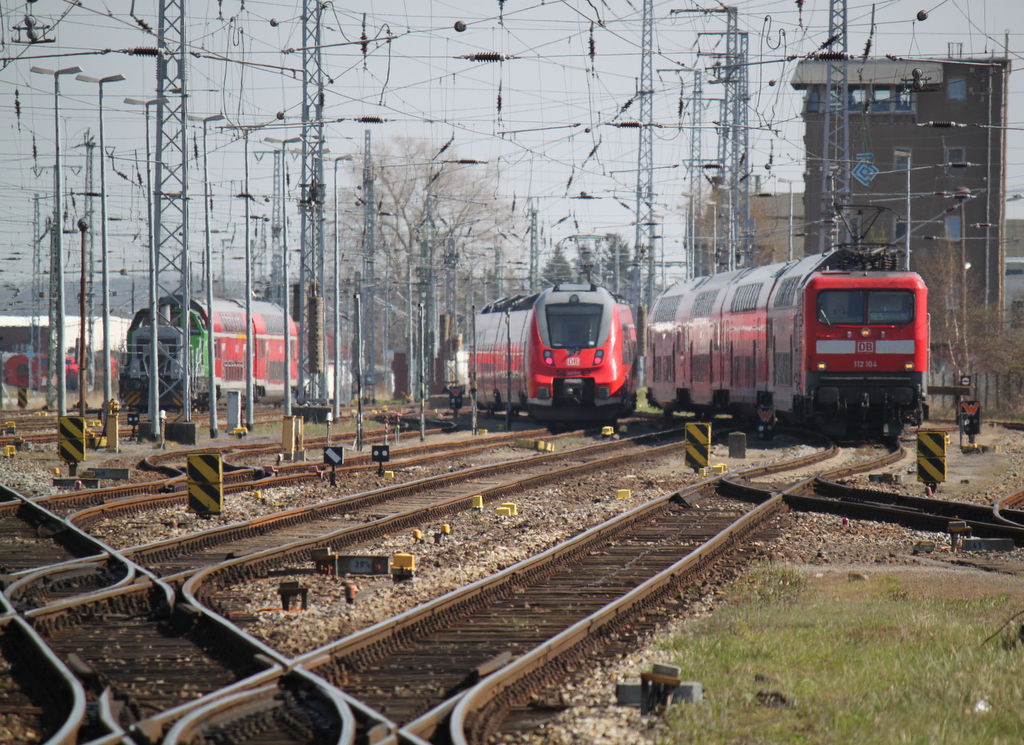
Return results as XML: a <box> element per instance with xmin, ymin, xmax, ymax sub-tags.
<box><xmin>856</xmin><ymin>341</ymin><xmax>875</xmax><ymax>353</ymax></box>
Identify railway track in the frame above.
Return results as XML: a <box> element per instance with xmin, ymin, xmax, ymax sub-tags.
<box><xmin>4</xmin><ymin>425</ymin><xmax>1022</xmax><ymax>743</ymax></box>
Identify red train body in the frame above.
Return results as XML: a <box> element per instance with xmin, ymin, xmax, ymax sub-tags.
<box><xmin>4</xmin><ymin>354</ymin><xmax>82</xmax><ymax>391</ymax></box>
<box><xmin>475</xmin><ymin>284</ymin><xmax>639</xmax><ymax>426</ymax></box>
<box><xmin>646</xmin><ymin>250</ymin><xmax>928</xmax><ymax>437</ymax></box>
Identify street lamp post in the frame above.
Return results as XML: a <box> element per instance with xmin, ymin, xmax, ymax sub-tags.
<box><xmin>266</xmin><ymin>136</ymin><xmax>302</xmax><ymax>418</ymax></box>
<box><xmin>77</xmin><ymin>218</ymin><xmax>89</xmax><ymax>416</ymax></box>
<box><xmin>77</xmin><ymin>73</ymin><xmax>125</xmax><ymax>410</ymax></box>
<box><xmin>188</xmin><ymin>113</ymin><xmax>224</xmax><ymax>437</ymax></box>
<box><xmin>31</xmin><ymin>65</ymin><xmax>83</xmax><ymax>417</ymax></box>
<box><xmin>125</xmin><ymin>96</ymin><xmax>167</xmax><ymax>438</ymax></box>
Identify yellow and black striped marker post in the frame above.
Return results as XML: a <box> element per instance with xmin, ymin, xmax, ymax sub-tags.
<box><xmin>17</xmin><ymin>388</ymin><xmax>27</xmax><ymax>409</ymax></box>
<box><xmin>187</xmin><ymin>453</ymin><xmax>224</xmax><ymax>514</ymax></box>
<box><xmin>916</xmin><ymin>430</ymin><xmax>947</xmax><ymax>487</ymax></box>
<box><xmin>684</xmin><ymin>422</ymin><xmax>711</xmax><ymax>473</ymax></box>
<box><xmin>58</xmin><ymin>416</ymin><xmax>87</xmax><ymax>473</ymax></box>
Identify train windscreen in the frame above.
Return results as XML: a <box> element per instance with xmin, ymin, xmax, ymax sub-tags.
<box><xmin>545</xmin><ymin>303</ymin><xmax>604</xmax><ymax>348</ymax></box>
<box><xmin>817</xmin><ymin>289</ymin><xmax>914</xmax><ymax>325</ymax></box>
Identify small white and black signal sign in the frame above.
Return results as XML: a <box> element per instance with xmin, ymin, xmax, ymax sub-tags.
<box><xmin>323</xmin><ymin>446</ymin><xmax>345</xmax><ymax>466</ymax></box>
<box><xmin>371</xmin><ymin>444</ymin><xmax>390</xmax><ymax>475</ymax></box>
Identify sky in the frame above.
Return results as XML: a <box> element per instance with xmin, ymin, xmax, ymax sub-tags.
<box><xmin>1</xmin><ymin>0</ymin><xmax>1023</xmax><ymax>316</ymax></box>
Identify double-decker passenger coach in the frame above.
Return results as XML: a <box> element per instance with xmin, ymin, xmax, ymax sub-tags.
<box><xmin>647</xmin><ymin>248</ymin><xmax>928</xmax><ymax>438</ymax></box>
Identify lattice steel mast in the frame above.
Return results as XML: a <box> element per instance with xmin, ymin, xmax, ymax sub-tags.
<box><xmin>634</xmin><ymin>0</ymin><xmax>655</xmax><ymax>309</ymax></box>
<box><xmin>819</xmin><ymin>0</ymin><xmax>850</xmax><ymax>252</ymax></box>
<box><xmin>298</xmin><ymin>0</ymin><xmax>327</xmax><ymax>403</ymax></box>
<box><xmin>153</xmin><ymin>0</ymin><xmax>191</xmax><ymax>421</ymax></box>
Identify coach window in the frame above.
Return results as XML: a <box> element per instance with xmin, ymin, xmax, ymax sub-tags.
<box><xmin>816</xmin><ymin>290</ymin><xmax>863</xmax><ymax>325</ymax></box>
<box><xmin>867</xmin><ymin>290</ymin><xmax>915</xmax><ymax>324</ymax></box>
<box><xmin>546</xmin><ymin>303</ymin><xmax>604</xmax><ymax>348</ymax></box>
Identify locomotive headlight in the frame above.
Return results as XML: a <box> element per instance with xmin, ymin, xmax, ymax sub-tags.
<box><xmin>817</xmin><ymin>362</ymin><xmax>827</xmax><ymax>371</ymax></box>
<box><xmin>904</xmin><ymin>362</ymin><xmax>915</xmax><ymax>371</ymax></box>
<box><xmin>860</xmin><ymin>328</ymin><xmax>871</xmax><ymax>337</ymax></box>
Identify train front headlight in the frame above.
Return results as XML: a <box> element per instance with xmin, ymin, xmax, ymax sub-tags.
<box><xmin>543</xmin><ymin>349</ymin><xmax>554</xmax><ymax>366</ymax></box>
<box><xmin>593</xmin><ymin>349</ymin><xmax>605</xmax><ymax>365</ymax></box>
<box><xmin>904</xmin><ymin>362</ymin><xmax>915</xmax><ymax>371</ymax></box>
<box><xmin>861</xmin><ymin>328</ymin><xmax>871</xmax><ymax>337</ymax></box>
<box><xmin>816</xmin><ymin>362</ymin><xmax>827</xmax><ymax>371</ymax></box>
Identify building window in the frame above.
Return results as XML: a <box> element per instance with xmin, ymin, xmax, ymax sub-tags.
<box><xmin>946</xmin><ymin>215</ymin><xmax>962</xmax><ymax>241</ymax></box>
<box><xmin>948</xmin><ymin>77</ymin><xmax>966</xmax><ymax>101</ymax></box>
<box><xmin>946</xmin><ymin>146</ymin><xmax>966</xmax><ymax>171</ymax></box>
<box><xmin>807</xmin><ymin>87</ymin><xmax>821</xmax><ymax>113</ymax></box>
<box><xmin>894</xmin><ymin>88</ymin><xmax>913</xmax><ymax>111</ymax></box>
<box><xmin>871</xmin><ymin>86</ymin><xmax>892</xmax><ymax>112</ymax></box>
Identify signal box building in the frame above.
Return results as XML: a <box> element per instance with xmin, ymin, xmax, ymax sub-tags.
<box><xmin>791</xmin><ymin>55</ymin><xmax>1010</xmax><ymax>314</ymax></box>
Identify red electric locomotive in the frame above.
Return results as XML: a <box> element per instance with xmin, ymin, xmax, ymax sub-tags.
<box><xmin>647</xmin><ymin>249</ymin><xmax>928</xmax><ymax>438</ymax></box>
<box><xmin>475</xmin><ymin>284</ymin><xmax>639</xmax><ymax>426</ymax></box>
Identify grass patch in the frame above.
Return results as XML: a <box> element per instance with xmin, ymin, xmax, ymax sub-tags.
<box><xmin>656</xmin><ymin>565</ymin><xmax>1024</xmax><ymax>744</ymax></box>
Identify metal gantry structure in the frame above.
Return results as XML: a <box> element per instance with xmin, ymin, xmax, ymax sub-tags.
<box><xmin>819</xmin><ymin>0</ymin><xmax>851</xmax><ymax>252</ymax></box>
<box><xmin>298</xmin><ymin>0</ymin><xmax>327</xmax><ymax>404</ymax></box>
<box><xmin>152</xmin><ymin>0</ymin><xmax>191</xmax><ymax>423</ymax></box>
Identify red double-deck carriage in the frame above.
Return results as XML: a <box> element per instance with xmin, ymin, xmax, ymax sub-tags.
<box><xmin>646</xmin><ymin>249</ymin><xmax>928</xmax><ymax>438</ymax></box>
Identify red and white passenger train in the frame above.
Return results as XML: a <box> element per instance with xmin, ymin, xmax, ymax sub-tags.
<box><xmin>646</xmin><ymin>249</ymin><xmax>928</xmax><ymax>437</ymax></box>
<box><xmin>475</xmin><ymin>284</ymin><xmax>639</xmax><ymax>426</ymax></box>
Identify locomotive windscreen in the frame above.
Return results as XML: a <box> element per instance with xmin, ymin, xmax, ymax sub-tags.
<box><xmin>545</xmin><ymin>303</ymin><xmax>604</xmax><ymax>348</ymax></box>
<box><xmin>817</xmin><ymin>289</ymin><xmax>915</xmax><ymax>325</ymax></box>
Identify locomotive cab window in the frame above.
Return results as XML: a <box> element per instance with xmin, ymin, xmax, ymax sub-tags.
<box><xmin>817</xmin><ymin>289</ymin><xmax>915</xmax><ymax>325</ymax></box>
<box><xmin>867</xmin><ymin>290</ymin><xmax>914</xmax><ymax>324</ymax></box>
<box><xmin>545</xmin><ymin>303</ymin><xmax>604</xmax><ymax>348</ymax></box>
<box><xmin>816</xmin><ymin>290</ymin><xmax>863</xmax><ymax>325</ymax></box>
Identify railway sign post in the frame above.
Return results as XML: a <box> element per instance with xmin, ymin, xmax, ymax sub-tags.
<box><xmin>324</xmin><ymin>446</ymin><xmax>345</xmax><ymax>486</ymax></box>
<box><xmin>17</xmin><ymin>387</ymin><xmax>27</xmax><ymax>410</ymax></box>
<box><xmin>684</xmin><ymin>422</ymin><xmax>711</xmax><ymax>473</ymax></box>
<box><xmin>58</xmin><ymin>415</ymin><xmax>87</xmax><ymax>476</ymax></box>
<box><xmin>187</xmin><ymin>453</ymin><xmax>224</xmax><ymax>515</ymax></box>
<box><xmin>916</xmin><ymin>431</ymin><xmax>946</xmax><ymax>490</ymax></box>
<box><xmin>960</xmin><ymin>401</ymin><xmax>982</xmax><ymax>444</ymax></box>
<box><xmin>371</xmin><ymin>444</ymin><xmax>390</xmax><ymax>476</ymax></box>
